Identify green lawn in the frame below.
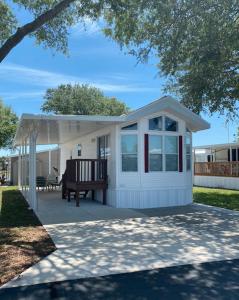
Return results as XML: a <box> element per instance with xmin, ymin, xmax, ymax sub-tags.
<box><xmin>0</xmin><ymin>186</ymin><xmax>56</xmax><ymax>286</ymax></box>
<box><xmin>193</xmin><ymin>187</ymin><xmax>239</xmax><ymax>211</ymax></box>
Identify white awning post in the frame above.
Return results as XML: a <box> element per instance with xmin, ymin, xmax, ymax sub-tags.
<box><xmin>48</xmin><ymin>150</ymin><xmax>52</xmax><ymax>174</ymax></box>
<box><xmin>29</xmin><ymin>130</ymin><xmax>38</xmax><ymax>210</ymax></box>
<box><xmin>230</xmin><ymin>146</ymin><xmax>233</xmax><ymax>176</ymax></box>
<box><xmin>22</xmin><ymin>139</ymin><xmax>26</xmax><ymax>195</ymax></box>
<box><xmin>24</xmin><ymin>138</ymin><xmax>29</xmax><ymax>199</ymax></box>
<box><xmin>18</xmin><ymin>147</ymin><xmax>22</xmax><ymax>188</ymax></box>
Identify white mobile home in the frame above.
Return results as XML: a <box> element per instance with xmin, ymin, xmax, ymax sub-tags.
<box><xmin>14</xmin><ymin>96</ymin><xmax>209</xmax><ymax>210</ymax></box>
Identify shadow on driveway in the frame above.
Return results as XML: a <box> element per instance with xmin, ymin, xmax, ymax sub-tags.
<box><xmin>1</xmin><ymin>258</ymin><xmax>239</xmax><ymax>300</ymax></box>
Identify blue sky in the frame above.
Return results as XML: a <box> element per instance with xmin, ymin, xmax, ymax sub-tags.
<box><xmin>0</xmin><ymin>9</ymin><xmax>238</xmax><ymax>156</ymax></box>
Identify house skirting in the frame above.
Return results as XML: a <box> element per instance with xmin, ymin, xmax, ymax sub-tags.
<box><xmin>194</xmin><ymin>175</ymin><xmax>239</xmax><ymax>190</ymax></box>
<box><xmin>96</xmin><ymin>187</ymin><xmax>192</xmax><ymax>208</ymax></box>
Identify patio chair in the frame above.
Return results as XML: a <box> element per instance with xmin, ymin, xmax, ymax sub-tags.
<box><xmin>36</xmin><ymin>176</ymin><xmax>47</xmax><ymax>191</ymax></box>
<box><xmin>47</xmin><ymin>174</ymin><xmax>60</xmax><ymax>191</ymax></box>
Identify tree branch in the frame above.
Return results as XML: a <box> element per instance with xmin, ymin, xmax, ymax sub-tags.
<box><xmin>0</xmin><ymin>0</ymin><xmax>76</xmax><ymax>63</ymax></box>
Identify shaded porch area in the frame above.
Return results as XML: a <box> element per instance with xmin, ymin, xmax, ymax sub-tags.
<box><xmin>36</xmin><ymin>191</ymin><xmax>146</xmax><ymax>225</ymax></box>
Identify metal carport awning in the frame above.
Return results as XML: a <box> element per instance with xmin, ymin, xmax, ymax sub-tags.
<box><xmin>14</xmin><ymin>114</ymin><xmax>124</xmax><ymax>211</ymax></box>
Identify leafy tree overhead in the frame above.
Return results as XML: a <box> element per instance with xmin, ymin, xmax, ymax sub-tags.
<box><xmin>0</xmin><ymin>0</ymin><xmax>104</xmax><ymax>62</ymax></box>
<box><xmin>41</xmin><ymin>84</ymin><xmax>129</xmax><ymax>115</ymax></box>
<box><xmin>104</xmin><ymin>0</ymin><xmax>239</xmax><ymax>117</ymax></box>
<box><xmin>0</xmin><ymin>100</ymin><xmax>18</xmax><ymax>149</ymax></box>
<box><xmin>1</xmin><ymin>0</ymin><xmax>238</xmax><ymax>117</ymax></box>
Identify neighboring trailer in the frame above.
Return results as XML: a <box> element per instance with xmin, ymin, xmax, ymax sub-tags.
<box><xmin>194</xmin><ymin>143</ymin><xmax>239</xmax><ymax>190</ymax></box>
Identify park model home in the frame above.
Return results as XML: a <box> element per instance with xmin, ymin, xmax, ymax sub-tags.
<box><xmin>14</xmin><ymin>96</ymin><xmax>209</xmax><ymax>210</ymax></box>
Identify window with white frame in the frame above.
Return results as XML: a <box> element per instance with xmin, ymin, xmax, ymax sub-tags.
<box><xmin>149</xmin><ymin>116</ymin><xmax>163</xmax><ymax>131</ymax></box>
<box><xmin>149</xmin><ymin>115</ymin><xmax>178</xmax><ymax>132</ymax></box>
<box><xmin>185</xmin><ymin>133</ymin><xmax>191</xmax><ymax>171</ymax></box>
<box><xmin>165</xmin><ymin>117</ymin><xmax>178</xmax><ymax>132</ymax></box>
<box><xmin>121</xmin><ymin>135</ymin><xmax>138</xmax><ymax>172</ymax></box>
<box><xmin>77</xmin><ymin>144</ymin><xmax>82</xmax><ymax>156</ymax></box>
<box><xmin>165</xmin><ymin>136</ymin><xmax>178</xmax><ymax>171</ymax></box>
<box><xmin>149</xmin><ymin>135</ymin><xmax>163</xmax><ymax>171</ymax></box>
<box><xmin>97</xmin><ymin>135</ymin><xmax>110</xmax><ymax>159</ymax></box>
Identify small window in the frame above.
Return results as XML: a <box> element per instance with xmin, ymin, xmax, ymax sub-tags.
<box><xmin>149</xmin><ymin>135</ymin><xmax>163</xmax><ymax>171</ymax></box>
<box><xmin>165</xmin><ymin>117</ymin><xmax>178</xmax><ymax>131</ymax></box>
<box><xmin>121</xmin><ymin>135</ymin><xmax>138</xmax><ymax>172</ymax></box>
<box><xmin>149</xmin><ymin>116</ymin><xmax>162</xmax><ymax>131</ymax></box>
<box><xmin>186</xmin><ymin>134</ymin><xmax>191</xmax><ymax>170</ymax></box>
<box><xmin>97</xmin><ymin>135</ymin><xmax>110</xmax><ymax>159</ymax></box>
<box><xmin>165</xmin><ymin>136</ymin><xmax>178</xmax><ymax>171</ymax></box>
<box><xmin>121</xmin><ymin>123</ymin><xmax>137</xmax><ymax>130</ymax></box>
<box><xmin>77</xmin><ymin>144</ymin><xmax>82</xmax><ymax>157</ymax></box>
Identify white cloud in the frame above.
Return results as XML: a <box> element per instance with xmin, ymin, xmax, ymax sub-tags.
<box><xmin>0</xmin><ymin>63</ymin><xmax>158</xmax><ymax>93</ymax></box>
<box><xmin>71</xmin><ymin>17</ymin><xmax>102</xmax><ymax>37</ymax></box>
<box><xmin>0</xmin><ymin>91</ymin><xmax>44</xmax><ymax>101</ymax></box>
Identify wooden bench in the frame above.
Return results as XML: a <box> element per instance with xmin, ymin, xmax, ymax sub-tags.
<box><xmin>62</xmin><ymin>159</ymin><xmax>108</xmax><ymax>207</ymax></box>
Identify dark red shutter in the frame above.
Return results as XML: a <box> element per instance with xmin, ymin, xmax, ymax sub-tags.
<box><xmin>179</xmin><ymin>135</ymin><xmax>183</xmax><ymax>172</ymax></box>
<box><xmin>144</xmin><ymin>134</ymin><xmax>149</xmax><ymax>173</ymax></box>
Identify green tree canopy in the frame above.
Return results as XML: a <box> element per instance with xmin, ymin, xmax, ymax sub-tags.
<box><xmin>104</xmin><ymin>0</ymin><xmax>239</xmax><ymax>117</ymax></box>
<box><xmin>1</xmin><ymin>0</ymin><xmax>238</xmax><ymax>117</ymax></box>
<box><xmin>0</xmin><ymin>100</ymin><xmax>18</xmax><ymax>149</ymax></box>
<box><xmin>41</xmin><ymin>84</ymin><xmax>129</xmax><ymax>115</ymax></box>
<box><xmin>0</xmin><ymin>0</ymin><xmax>104</xmax><ymax>62</ymax></box>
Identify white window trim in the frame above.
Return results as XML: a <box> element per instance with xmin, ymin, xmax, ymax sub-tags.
<box><xmin>146</xmin><ymin>133</ymin><xmax>180</xmax><ymax>173</ymax></box>
<box><xmin>97</xmin><ymin>134</ymin><xmax>111</xmax><ymax>159</ymax></box>
<box><xmin>148</xmin><ymin>115</ymin><xmax>179</xmax><ymax>133</ymax></box>
<box><xmin>120</xmin><ymin>133</ymin><xmax>138</xmax><ymax>173</ymax></box>
<box><xmin>185</xmin><ymin>131</ymin><xmax>192</xmax><ymax>172</ymax></box>
<box><xmin>164</xmin><ymin>135</ymin><xmax>179</xmax><ymax>172</ymax></box>
<box><xmin>148</xmin><ymin>135</ymin><xmax>163</xmax><ymax>172</ymax></box>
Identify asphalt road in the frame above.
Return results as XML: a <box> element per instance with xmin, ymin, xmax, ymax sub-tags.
<box><xmin>1</xmin><ymin>259</ymin><xmax>239</xmax><ymax>300</ymax></box>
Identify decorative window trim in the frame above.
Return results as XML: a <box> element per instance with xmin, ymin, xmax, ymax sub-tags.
<box><xmin>165</xmin><ymin>135</ymin><xmax>179</xmax><ymax>172</ymax></box>
<box><xmin>148</xmin><ymin>115</ymin><xmax>178</xmax><ymax>132</ymax></box>
<box><xmin>121</xmin><ymin>134</ymin><xmax>138</xmax><ymax>172</ymax></box>
<box><xmin>145</xmin><ymin>134</ymin><xmax>182</xmax><ymax>173</ymax></box>
<box><xmin>185</xmin><ymin>132</ymin><xmax>191</xmax><ymax>171</ymax></box>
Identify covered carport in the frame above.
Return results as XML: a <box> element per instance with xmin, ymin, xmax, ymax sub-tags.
<box><xmin>14</xmin><ymin>113</ymin><xmax>124</xmax><ymax>211</ymax></box>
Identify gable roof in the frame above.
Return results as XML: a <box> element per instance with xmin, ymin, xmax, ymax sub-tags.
<box><xmin>14</xmin><ymin>96</ymin><xmax>210</xmax><ymax>146</ymax></box>
<box><xmin>126</xmin><ymin>96</ymin><xmax>210</xmax><ymax>132</ymax></box>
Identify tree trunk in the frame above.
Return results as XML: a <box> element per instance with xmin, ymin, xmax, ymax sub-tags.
<box><xmin>0</xmin><ymin>0</ymin><xmax>75</xmax><ymax>63</ymax></box>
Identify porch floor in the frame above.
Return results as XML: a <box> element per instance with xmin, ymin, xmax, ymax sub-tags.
<box><xmin>36</xmin><ymin>191</ymin><xmax>146</xmax><ymax>225</ymax></box>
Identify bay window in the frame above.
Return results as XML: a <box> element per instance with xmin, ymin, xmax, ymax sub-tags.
<box><xmin>121</xmin><ymin>135</ymin><xmax>138</xmax><ymax>172</ymax></box>
<box><xmin>165</xmin><ymin>136</ymin><xmax>179</xmax><ymax>171</ymax></box>
<box><xmin>149</xmin><ymin>135</ymin><xmax>163</xmax><ymax>171</ymax></box>
<box><xmin>186</xmin><ymin>133</ymin><xmax>191</xmax><ymax>171</ymax></box>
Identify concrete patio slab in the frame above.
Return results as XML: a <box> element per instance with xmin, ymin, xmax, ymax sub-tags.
<box><xmin>35</xmin><ymin>191</ymin><xmax>146</xmax><ymax>225</ymax></box>
<box><xmin>3</xmin><ymin>191</ymin><xmax>239</xmax><ymax>289</ymax></box>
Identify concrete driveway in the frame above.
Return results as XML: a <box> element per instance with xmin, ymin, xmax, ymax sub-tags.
<box><xmin>3</xmin><ymin>192</ymin><xmax>239</xmax><ymax>288</ymax></box>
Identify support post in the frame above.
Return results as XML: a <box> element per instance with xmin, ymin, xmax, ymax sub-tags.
<box><xmin>22</xmin><ymin>139</ymin><xmax>26</xmax><ymax>195</ymax></box>
<box><xmin>29</xmin><ymin>131</ymin><xmax>38</xmax><ymax>210</ymax></box>
<box><xmin>48</xmin><ymin>150</ymin><xmax>51</xmax><ymax>174</ymax></box>
<box><xmin>25</xmin><ymin>137</ymin><xmax>29</xmax><ymax>201</ymax></box>
<box><xmin>230</xmin><ymin>146</ymin><xmax>233</xmax><ymax>176</ymax></box>
<box><xmin>18</xmin><ymin>147</ymin><xmax>22</xmax><ymax>188</ymax></box>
